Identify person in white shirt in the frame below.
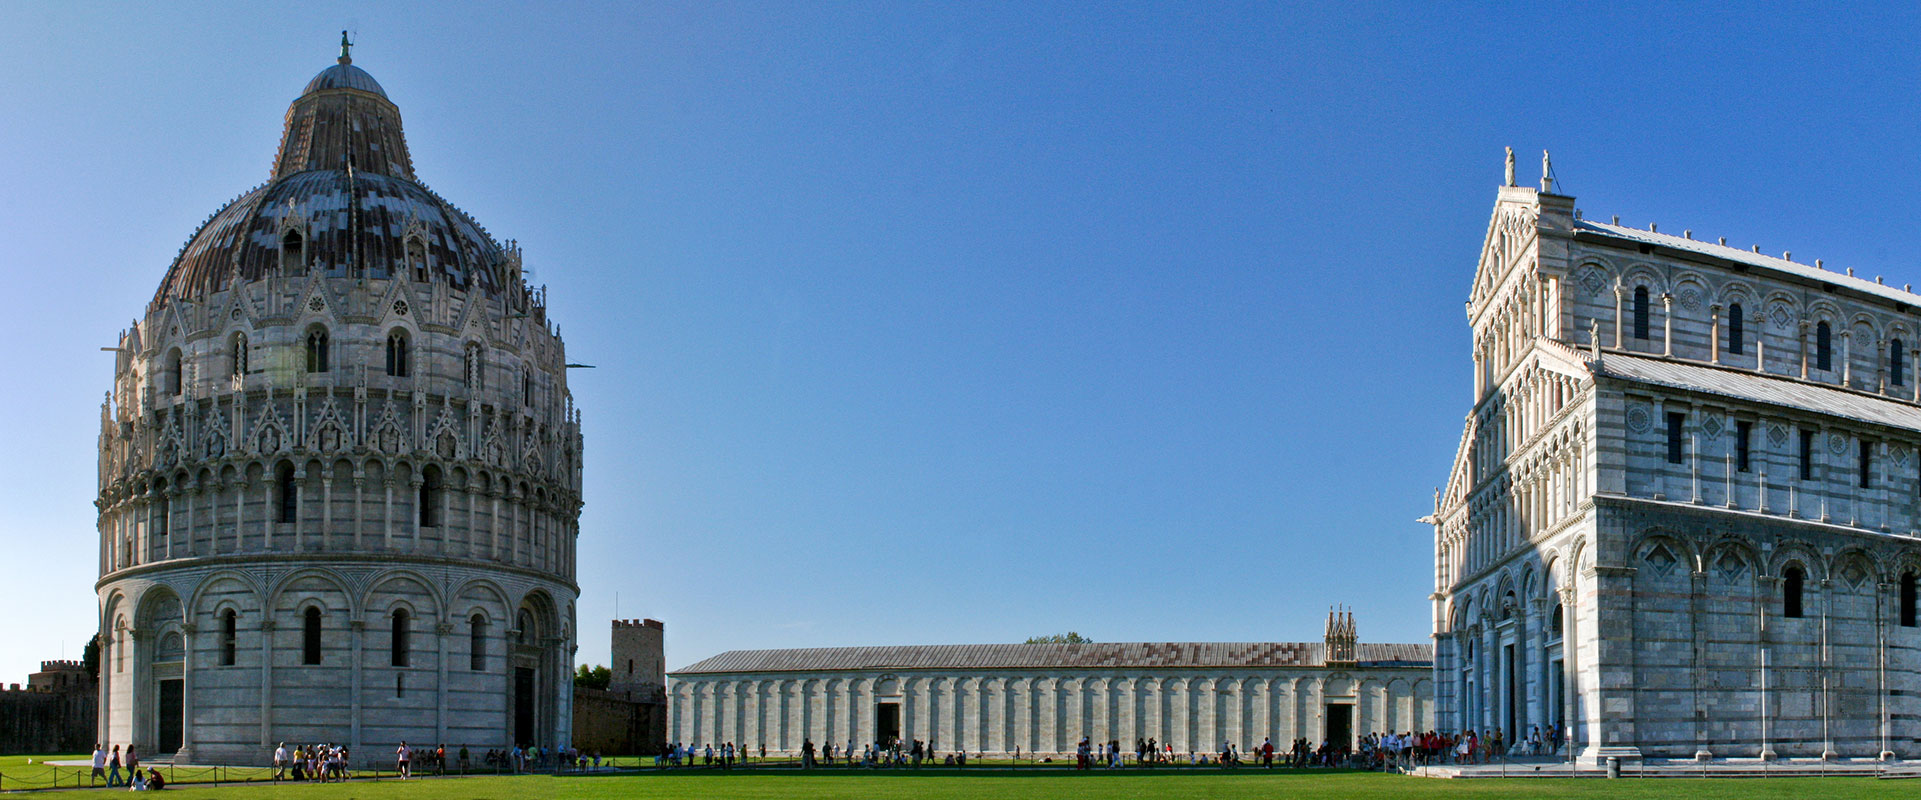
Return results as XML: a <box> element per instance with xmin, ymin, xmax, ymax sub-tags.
<box><xmin>273</xmin><ymin>743</ymin><xmax>288</xmax><ymax>782</ymax></box>
<box><xmin>90</xmin><ymin>745</ymin><xmax>106</xmax><ymax>786</ymax></box>
<box><xmin>396</xmin><ymin>741</ymin><xmax>412</xmax><ymax>779</ymax></box>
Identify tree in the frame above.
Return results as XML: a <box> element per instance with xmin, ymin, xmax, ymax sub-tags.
<box><xmin>82</xmin><ymin>634</ymin><xmax>101</xmax><ymax>681</ymax></box>
<box><xmin>1024</xmin><ymin>632</ymin><xmax>1092</xmax><ymax>644</ymax></box>
<box><xmin>574</xmin><ymin>663</ymin><xmax>611</xmax><ymax>690</ymax></box>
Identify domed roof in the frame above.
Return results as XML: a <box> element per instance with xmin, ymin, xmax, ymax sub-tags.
<box><xmin>152</xmin><ymin>171</ymin><xmax>506</xmax><ymax>305</ymax></box>
<box><xmin>148</xmin><ymin>37</ymin><xmax>510</xmax><ymax>308</ymax></box>
<box><xmin>302</xmin><ymin>63</ymin><xmax>387</xmax><ymax>99</ymax></box>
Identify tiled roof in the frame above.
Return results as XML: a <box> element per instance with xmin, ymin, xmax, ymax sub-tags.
<box><xmin>672</xmin><ymin>641</ymin><xmax>1432</xmax><ymax>675</ymax></box>
<box><xmin>1597</xmin><ymin>352</ymin><xmax>1921</xmax><ymax>433</ymax></box>
<box><xmin>1575</xmin><ymin>220</ymin><xmax>1921</xmax><ymax>308</ymax></box>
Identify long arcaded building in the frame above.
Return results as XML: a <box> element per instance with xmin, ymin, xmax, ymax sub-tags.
<box><xmin>668</xmin><ymin>613</ymin><xmax>1430</xmax><ymax>756</ymax></box>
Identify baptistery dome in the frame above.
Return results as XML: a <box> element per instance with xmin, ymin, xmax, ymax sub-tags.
<box><xmin>96</xmin><ymin>36</ymin><xmax>582</xmax><ymax>766</ymax></box>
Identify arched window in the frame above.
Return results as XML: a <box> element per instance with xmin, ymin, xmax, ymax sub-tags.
<box><xmin>419</xmin><ymin>466</ymin><xmax>441</xmax><ymax>527</ymax></box>
<box><xmin>220</xmin><ymin>609</ymin><xmax>238</xmax><ymax>666</ymax></box>
<box><xmin>1550</xmin><ymin>603</ymin><xmax>1564</xmax><ymax>638</ymax></box>
<box><xmin>385</xmin><ymin>329</ymin><xmax>410</xmax><ymax>378</ymax></box>
<box><xmin>408</xmin><ymin>235</ymin><xmax>429</xmax><ymax>282</ymax></box>
<box><xmin>152</xmin><ymin>485</ymin><xmax>170</xmax><ymax>545</ymax></box>
<box><xmin>1633</xmin><ymin>286</ymin><xmax>1650</xmax><ymax>340</ymax></box>
<box><xmin>523</xmin><ymin>370</ymin><xmax>534</xmax><ymax>406</ymax></box>
<box><xmin>1784</xmin><ymin>566</ymin><xmax>1806</xmax><ymax>619</ymax></box>
<box><xmin>1817</xmin><ymin>321</ymin><xmax>1833</xmax><ymax>371</ymax></box>
<box><xmin>303</xmin><ymin>607</ymin><xmax>322</xmax><ymax>665</ymax></box>
<box><xmin>1903</xmin><ymin>573</ymin><xmax>1918</xmax><ymax>628</ymax></box>
<box><xmin>230</xmin><ymin>332</ymin><xmax>249</xmax><ymax>378</ymax></box>
<box><xmin>164</xmin><ymin>349</ymin><xmax>183</xmax><ymax>395</ymax></box>
<box><xmin>281</xmin><ymin>229</ymin><xmax>305</xmax><ymax>275</ymax></box>
<box><xmin>464</xmin><ymin>343</ymin><xmax>485</xmax><ymax>390</ymax></box>
<box><xmin>391</xmin><ymin>609</ymin><xmax>411</xmax><ymax>667</ymax></box>
<box><xmin>115</xmin><ymin>624</ymin><xmax>125</xmax><ymax>673</ymax></box>
<box><xmin>1728</xmin><ymin>303</ymin><xmax>1745</xmax><ymax>355</ymax></box>
<box><xmin>471</xmin><ymin>614</ymin><xmax>488</xmax><ymax>671</ymax></box>
<box><xmin>276</xmin><ymin>463</ymin><xmax>298</xmax><ymax>524</ymax></box>
<box><xmin>1895</xmin><ymin>339</ymin><xmax>1907</xmax><ymax>387</ymax></box>
<box><xmin>305</xmin><ymin>327</ymin><xmax>330</xmax><ymax>373</ymax></box>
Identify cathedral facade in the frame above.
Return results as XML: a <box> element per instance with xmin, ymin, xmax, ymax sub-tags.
<box><xmin>1434</xmin><ymin>155</ymin><xmax>1921</xmax><ymax>762</ymax></box>
<box><xmin>95</xmin><ymin>39</ymin><xmax>583</xmax><ymax>765</ymax></box>
<box><xmin>668</xmin><ymin>613</ymin><xmax>1431</xmax><ymax>757</ymax></box>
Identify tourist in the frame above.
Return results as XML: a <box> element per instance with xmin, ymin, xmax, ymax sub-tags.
<box><xmin>396</xmin><ymin>741</ymin><xmax>412</xmax><ymax>779</ymax></box>
<box><xmin>91</xmin><ymin>744</ymin><xmax>107</xmax><ymax>786</ymax></box>
<box><xmin>147</xmin><ymin>767</ymin><xmax>165</xmax><ymax>791</ymax></box>
<box><xmin>126</xmin><ymin>745</ymin><xmax>139</xmax><ymax>781</ymax></box>
<box><xmin>459</xmin><ymin>744</ymin><xmax>471</xmax><ymax>773</ymax></box>
<box><xmin>109</xmin><ymin>744</ymin><xmax>123</xmax><ymax>787</ymax></box>
<box><xmin>272</xmin><ymin>742</ymin><xmax>288</xmax><ymax>782</ymax></box>
<box><xmin>129</xmin><ymin>766</ymin><xmax>147</xmax><ymax>791</ymax></box>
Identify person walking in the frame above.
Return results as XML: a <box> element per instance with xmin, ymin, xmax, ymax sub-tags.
<box><xmin>396</xmin><ymin>741</ymin><xmax>412</xmax><ymax>779</ymax></box>
<box><xmin>273</xmin><ymin>742</ymin><xmax>288</xmax><ymax>782</ymax></box>
<box><xmin>107</xmin><ymin>744</ymin><xmax>123</xmax><ymax>787</ymax></box>
<box><xmin>89</xmin><ymin>744</ymin><xmax>106</xmax><ymax>786</ymax></box>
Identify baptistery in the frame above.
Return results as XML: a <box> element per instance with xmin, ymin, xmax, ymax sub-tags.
<box><xmin>96</xmin><ymin>37</ymin><xmax>583</xmax><ymax>764</ymax></box>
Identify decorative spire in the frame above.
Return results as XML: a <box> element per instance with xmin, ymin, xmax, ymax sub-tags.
<box><xmin>338</xmin><ymin>30</ymin><xmax>353</xmax><ymax>66</ymax></box>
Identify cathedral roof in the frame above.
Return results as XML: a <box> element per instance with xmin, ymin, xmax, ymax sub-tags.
<box><xmin>1575</xmin><ymin>219</ymin><xmax>1920</xmax><ymax>308</ymax></box>
<box><xmin>148</xmin><ymin>42</ymin><xmax>509</xmax><ymax>309</ymax></box>
<box><xmin>671</xmin><ymin>641</ymin><xmax>1432</xmax><ymax>675</ymax></box>
<box><xmin>1597</xmin><ymin>350</ymin><xmax>1921</xmax><ymax>433</ymax></box>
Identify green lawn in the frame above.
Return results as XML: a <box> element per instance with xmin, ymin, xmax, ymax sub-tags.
<box><xmin>4</xmin><ymin>765</ymin><xmax>1918</xmax><ymax>799</ymax></box>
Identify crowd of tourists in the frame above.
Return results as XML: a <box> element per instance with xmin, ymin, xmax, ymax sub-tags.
<box><xmin>650</xmin><ymin>724</ymin><xmax>1569</xmax><ymax>772</ymax></box>
<box><xmin>88</xmin><ymin>744</ymin><xmax>164</xmax><ymax>790</ymax></box>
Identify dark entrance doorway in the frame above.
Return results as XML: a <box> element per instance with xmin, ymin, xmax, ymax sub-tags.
<box><xmin>156</xmin><ymin>679</ymin><xmax>184</xmax><ymax>754</ymax></box>
<box><xmin>514</xmin><ymin>667</ymin><xmax>537</xmax><ymax>746</ymax></box>
<box><xmin>1504</xmin><ymin>643</ymin><xmax>1518</xmax><ymax>742</ymax></box>
<box><xmin>1325</xmin><ymin>703</ymin><xmax>1352</xmax><ymax>749</ymax></box>
<box><xmin>876</xmin><ymin>702</ymin><xmax>901</xmax><ymax>747</ymax></box>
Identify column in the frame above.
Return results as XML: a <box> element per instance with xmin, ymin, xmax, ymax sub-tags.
<box><xmin>1710</xmin><ymin>304</ymin><xmax>1722</xmax><ymax>364</ymax></box>
<box><xmin>350</xmin><ymin>619</ymin><xmax>364</xmax><ymax>753</ymax></box>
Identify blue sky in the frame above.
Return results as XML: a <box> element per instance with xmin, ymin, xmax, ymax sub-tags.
<box><xmin>4</xmin><ymin>2</ymin><xmax>1921</xmax><ymax>680</ymax></box>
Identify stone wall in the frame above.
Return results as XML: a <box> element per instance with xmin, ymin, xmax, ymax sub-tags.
<box><xmin>572</xmin><ymin>687</ymin><xmax>666</xmax><ymax>755</ymax></box>
<box><xmin>0</xmin><ymin>684</ymin><xmax>97</xmax><ymax>755</ymax></box>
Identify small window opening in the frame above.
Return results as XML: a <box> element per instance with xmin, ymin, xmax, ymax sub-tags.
<box><xmin>1729</xmin><ymin>303</ymin><xmax>1745</xmax><ymax>355</ymax></box>
<box><xmin>1784</xmin><ymin>566</ymin><xmax>1806</xmax><ymax>619</ymax></box>
<box><xmin>303</xmin><ymin>607</ymin><xmax>323</xmax><ymax>665</ymax></box>
<box><xmin>276</xmin><ymin>463</ymin><xmax>298</xmax><ymax>524</ymax></box>
<box><xmin>1736</xmin><ymin>420</ymin><xmax>1753</xmax><ymax>473</ymax></box>
<box><xmin>305</xmin><ymin>328</ymin><xmax>330</xmax><ymax>373</ymax></box>
<box><xmin>1633</xmin><ymin>286</ymin><xmax>1650</xmax><ymax>340</ymax></box>
<box><xmin>471</xmin><ymin>615</ymin><xmax>488</xmax><ymax>671</ymax></box>
<box><xmin>1860</xmin><ymin>439</ymin><xmax>1874</xmax><ymax>489</ymax></box>
<box><xmin>1800</xmin><ymin>429</ymin><xmax>1815</xmax><ymax>481</ymax></box>
<box><xmin>1817</xmin><ymin>321</ymin><xmax>1833</xmax><ymax>371</ymax></box>
<box><xmin>220</xmin><ymin>609</ymin><xmax>237</xmax><ymax>666</ymax></box>
<box><xmin>385</xmin><ymin>330</ymin><xmax>410</xmax><ymax>378</ymax></box>
<box><xmin>1665</xmin><ymin>411</ymin><xmax>1685</xmax><ymax>465</ymax></box>
<box><xmin>1895</xmin><ymin>339</ymin><xmax>1908</xmax><ymax>387</ymax></box>
<box><xmin>165</xmin><ymin>349</ymin><xmax>183</xmax><ymax>395</ymax></box>
<box><xmin>391</xmin><ymin>609</ymin><xmax>411</xmax><ymax>667</ymax></box>
<box><xmin>1903</xmin><ymin>573</ymin><xmax>1918</xmax><ymax>628</ymax></box>
<box><xmin>281</xmin><ymin>229</ymin><xmax>305</xmax><ymax>275</ymax></box>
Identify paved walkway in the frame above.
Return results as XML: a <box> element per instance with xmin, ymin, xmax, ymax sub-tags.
<box><xmin>1412</xmin><ymin>755</ymin><xmax>1921</xmax><ymax>778</ymax></box>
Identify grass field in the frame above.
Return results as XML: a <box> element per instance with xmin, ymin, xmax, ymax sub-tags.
<box><xmin>4</xmin><ymin>761</ymin><xmax>1921</xmax><ymax>799</ymax></box>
